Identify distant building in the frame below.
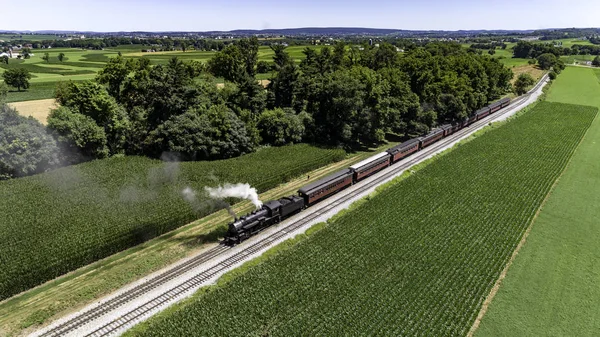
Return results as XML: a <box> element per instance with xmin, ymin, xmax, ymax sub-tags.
<box><xmin>368</xmin><ymin>39</ymin><xmax>373</xmax><ymax>46</ymax></box>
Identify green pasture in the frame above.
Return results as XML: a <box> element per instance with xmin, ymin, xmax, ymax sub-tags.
<box><xmin>497</xmin><ymin>57</ymin><xmax>529</xmax><ymax>67</ymax></box>
<box><xmin>476</xmin><ymin>66</ymin><xmax>600</xmax><ymax>336</ymax></box>
<box><xmin>554</xmin><ymin>38</ymin><xmax>595</xmax><ymax>47</ymax></box>
<box><xmin>561</xmin><ymin>54</ymin><xmax>596</xmax><ymax>65</ymax></box>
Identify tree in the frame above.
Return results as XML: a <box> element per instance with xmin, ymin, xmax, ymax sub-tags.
<box><xmin>237</xmin><ymin>37</ymin><xmax>259</xmax><ymax>77</ymax></box>
<box><xmin>593</xmin><ymin>55</ymin><xmax>600</xmax><ymax>67</ymax></box>
<box><xmin>46</xmin><ymin>106</ymin><xmax>109</xmax><ymax>164</ymax></box>
<box><xmin>554</xmin><ymin>59</ymin><xmax>565</xmax><ymax>73</ymax></box>
<box><xmin>21</xmin><ymin>48</ymin><xmax>31</xmax><ymax>59</ymax></box>
<box><xmin>2</xmin><ymin>68</ymin><xmax>32</xmax><ymax>92</ymax></box>
<box><xmin>0</xmin><ymin>104</ymin><xmax>61</xmax><ymax>179</ymax></box>
<box><xmin>55</xmin><ymin>81</ymin><xmax>121</xmax><ymax>126</ymax></box>
<box><xmin>256</xmin><ymin>61</ymin><xmax>271</xmax><ymax>74</ymax></box>
<box><xmin>373</xmin><ymin>43</ymin><xmax>399</xmax><ymax>70</ymax></box>
<box><xmin>332</xmin><ymin>42</ymin><xmax>347</xmax><ymax>69</ymax></box>
<box><xmin>1</xmin><ymin>55</ymin><xmax>8</xmax><ymax>64</ymax></box>
<box><xmin>54</xmin><ymin>80</ymin><xmax>131</xmax><ymax>155</ymax></box>
<box><xmin>514</xmin><ymin>73</ymin><xmax>535</xmax><ymax>95</ymax></box>
<box><xmin>513</xmin><ymin>41</ymin><xmax>533</xmax><ymax>58</ymax></box>
<box><xmin>270</xmin><ymin>44</ymin><xmax>293</xmax><ymax>70</ymax></box>
<box><xmin>120</xmin><ymin>57</ymin><xmax>203</xmax><ymax>127</ymax></box>
<box><xmin>257</xmin><ymin>108</ymin><xmax>304</xmax><ymax>146</ymax></box>
<box><xmin>267</xmin><ymin>63</ymin><xmax>298</xmax><ymax>108</ymax></box>
<box><xmin>148</xmin><ymin>104</ymin><xmax>257</xmax><ymax>160</ymax></box>
<box><xmin>207</xmin><ymin>45</ymin><xmax>245</xmax><ymax>83</ymax></box>
<box><xmin>548</xmin><ymin>71</ymin><xmax>557</xmax><ymax>80</ymax></box>
<box><xmin>96</xmin><ymin>55</ymin><xmax>132</xmax><ymax>99</ymax></box>
<box><xmin>57</xmin><ymin>52</ymin><xmax>65</xmax><ymax>62</ymax></box>
<box><xmin>42</xmin><ymin>52</ymin><xmax>50</xmax><ymax>63</ymax></box>
<box><xmin>536</xmin><ymin>53</ymin><xmax>557</xmax><ymax>70</ymax></box>
<box><xmin>488</xmin><ymin>49</ymin><xmax>496</xmax><ymax>55</ymax></box>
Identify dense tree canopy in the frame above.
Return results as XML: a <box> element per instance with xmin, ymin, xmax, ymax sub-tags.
<box><xmin>536</xmin><ymin>53</ymin><xmax>558</xmax><ymax>70</ymax></box>
<box><xmin>257</xmin><ymin>108</ymin><xmax>305</xmax><ymax>146</ymax></box>
<box><xmin>46</xmin><ymin>107</ymin><xmax>109</xmax><ymax>164</ymax></box>
<box><xmin>148</xmin><ymin>104</ymin><xmax>257</xmax><ymax>160</ymax></box>
<box><xmin>0</xmin><ymin>104</ymin><xmax>60</xmax><ymax>179</ymax></box>
<box><xmin>1</xmin><ymin>39</ymin><xmax>517</xmax><ymax>179</ymax></box>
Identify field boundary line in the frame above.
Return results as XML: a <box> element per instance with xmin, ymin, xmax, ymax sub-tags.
<box><xmin>467</xmin><ymin>108</ymin><xmax>599</xmax><ymax>337</ymax></box>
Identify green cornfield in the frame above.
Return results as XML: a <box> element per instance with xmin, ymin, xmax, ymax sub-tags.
<box><xmin>129</xmin><ymin>102</ymin><xmax>597</xmax><ymax>337</ymax></box>
<box><xmin>0</xmin><ymin>144</ymin><xmax>345</xmax><ymax>300</ymax></box>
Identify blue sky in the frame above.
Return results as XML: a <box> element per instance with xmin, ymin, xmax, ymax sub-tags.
<box><xmin>2</xmin><ymin>0</ymin><xmax>599</xmax><ymax>32</ymax></box>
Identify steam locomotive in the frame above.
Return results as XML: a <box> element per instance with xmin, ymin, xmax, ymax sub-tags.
<box><xmin>224</xmin><ymin>97</ymin><xmax>510</xmax><ymax>244</ymax></box>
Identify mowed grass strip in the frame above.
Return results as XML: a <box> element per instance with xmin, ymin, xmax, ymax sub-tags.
<box><xmin>126</xmin><ymin>102</ymin><xmax>596</xmax><ymax>337</ymax></box>
<box><xmin>0</xmin><ymin>145</ymin><xmax>345</xmax><ymax>301</ymax></box>
<box><xmin>475</xmin><ymin>67</ymin><xmax>600</xmax><ymax>336</ymax></box>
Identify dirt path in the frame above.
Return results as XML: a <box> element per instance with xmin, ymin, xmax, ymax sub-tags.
<box><xmin>8</xmin><ymin>99</ymin><xmax>56</xmax><ymax>124</ymax></box>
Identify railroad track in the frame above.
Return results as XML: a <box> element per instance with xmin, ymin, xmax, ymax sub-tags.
<box><xmin>34</xmin><ymin>74</ymin><xmax>547</xmax><ymax>337</ymax></box>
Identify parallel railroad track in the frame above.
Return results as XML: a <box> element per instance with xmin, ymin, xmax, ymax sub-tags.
<box><xmin>35</xmin><ymin>74</ymin><xmax>547</xmax><ymax>337</ymax></box>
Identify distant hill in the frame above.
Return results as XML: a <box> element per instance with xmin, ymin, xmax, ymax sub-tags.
<box><xmin>0</xmin><ymin>27</ymin><xmax>539</xmax><ymax>37</ymax></box>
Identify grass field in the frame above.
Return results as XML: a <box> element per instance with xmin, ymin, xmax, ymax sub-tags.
<box><xmin>126</xmin><ymin>102</ymin><xmax>596</xmax><ymax>337</ymax></box>
<box><xmin>475</xmin><ymin>66</ymin><xmax>600</xmax><ymax>336</ymax></box>
<box><xmin>0</xmin><ymin>145</ymin><xmax>345</xmax><ymax>302</ymax></box>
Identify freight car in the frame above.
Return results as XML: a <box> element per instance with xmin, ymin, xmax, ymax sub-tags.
<box><xmin>224</xmin><ymin>97</ymin><xmax>511</xmax><ymax>244</ymax></box>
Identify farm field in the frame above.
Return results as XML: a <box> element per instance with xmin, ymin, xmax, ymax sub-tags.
<box><xmin>0</xmin><ymin>142</ymin><xmax>397</xmax><ymax>337</ymax></box>
<box><xmin>0</xmin><ymin>45</ymin><xmax>319</xmax><ymax>102</ymax></box>
<box><xmin>475</xmin><ymin>67</ymin><xmax>600</xmax><ymax>336</ymax></box>
<box><xmin>6</xmin><ymin>99</ymin><xmax>56</xmax><ymax>123</ymax></box>
<box><xmin>126</xmin><ymin>102</ymin><xmax>596</xmax><ymax>337</ymax></box>
<box><xmin>0</xmin><ymin>144</ymin><xmax>345</xmax><ymax>302</ymax></box>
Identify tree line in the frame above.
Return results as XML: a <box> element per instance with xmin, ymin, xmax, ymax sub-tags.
<box><xmin>0</xmin><ymin>38</ymin><xmax>515</xmax><ymax>180</ymax></box>
<box><xmin>513</xmin><ymin>41</ymin><xmax>600</xmax><ymax>58</ymax></box>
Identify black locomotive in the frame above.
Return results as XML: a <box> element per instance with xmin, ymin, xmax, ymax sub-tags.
<box><xmin>224</xmin><ymin>196</ymin><xmax>304</xmax><ymax>244</ymax></box>
<box><xmin>224</xmin><ymin>97</ymin><xmax>511</xmax><ymax>245</ymax></box>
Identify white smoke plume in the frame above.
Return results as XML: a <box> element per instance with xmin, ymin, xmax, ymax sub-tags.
<box><xmin>181</xmin><ymin>186</ymin><xmax>236</xmax><ymax>218</ymax></box>
<box><xmin>205</xmin><ymin>183</ymin><xmax>263</xmax><ymax>209</ymax></box>
<box><xmin>181</xmin><ymin>186</ymin><xmax>202</xmax><ymax>213</ymax></box>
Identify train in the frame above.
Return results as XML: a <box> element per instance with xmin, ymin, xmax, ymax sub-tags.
<box><xmin>223</xmin><ymin>97</ymin><xmax>510</xmax><ymax>245</ymax></box>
